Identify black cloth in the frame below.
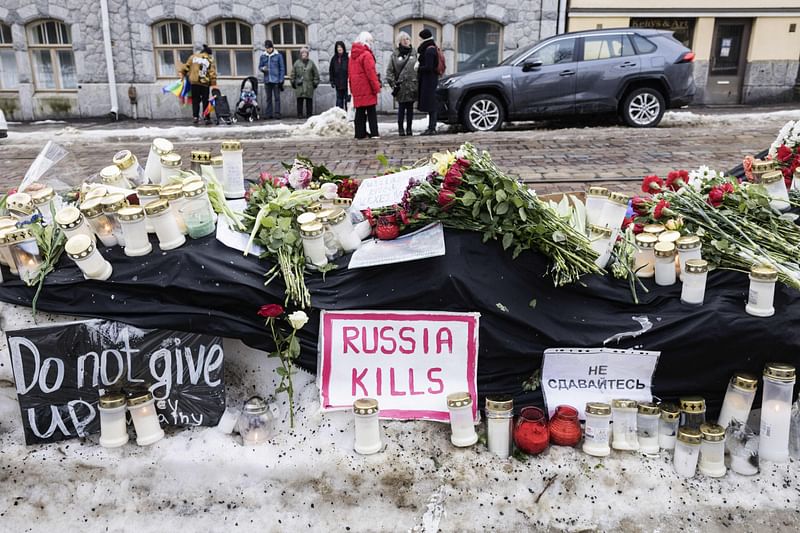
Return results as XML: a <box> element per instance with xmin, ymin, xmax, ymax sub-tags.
<box><xmin>190</xmin><ymin>84</ymin><xmax>210</xmax><ymax>120</ymax></box>
<box><xmin>1</xmin><ymin>230</ymin><xmax>799</xmax><ymax>418</ymax></box>
<box><xmin>328</xmin><ymin>53</ymin><xmax>349</xmax><ymax>90</ymax></box>
<box><xmin>354</xmin><ymin>105</ymin><xmax>378</xmax><ymax>139</ymax></box>
<box><xmin>416</xmin><ymin>40</ymin><xmax>439</xmax><ymax>113</ymax></box>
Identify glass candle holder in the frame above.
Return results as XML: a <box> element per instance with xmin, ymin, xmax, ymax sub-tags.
<box><xmin>759</xmin><ymin>363</ymin><xmax>796</xmax><ymax>463</ymax></box>
<box><xmin>549</xmin><ymin>405</ymin><xmax>581</xmax><ymax>447</ymax></box>
<box><xmin>673</xmin><ymin>426</ymin><xmax>702</xmax><ymax>478</ymax></box>
<box><xmin>7</xmin><ymin>228</ymin><xmax>43</xmax><ymax>284</ymax></box>
<box><xmin>588</xmin><ymin>224</ymin><xmax>613</xmax><ymax>268</ymax></box>
<box><xmin>598</xmin><ymin>191</ymin><xmax>630</xmax><ymax>230</ymax></box>
<box><xmin>761</xmin><ymin>170</ymin><xmax>790</xmax><ymax>212</ymax></box>
<box><xmin>611</xmin><ymin>399</ymin><xmax>639</xmax><ymax>451</ymax></box>
<box><xmin>183</xmin><ymin>178</ymin><xmax>216</xmax><ymax>220</ymax></box>
<box><xmin>31</xmin><ymin>186</ymin><xmax>57</xmax><ymax>226</ymax></box>
<box><xmin>447</xmin><ymin>392</ymin><xmax>478</xmax><ymax>447</ymax></box>
<box><xmin>221</xmin><ymin>140</ymin><xmax>245</xmax><ymax>198</ymax></box>
<box><xmin>100</xmin><ymin>164</ymin><xmax>131</xmax><ymax>190</ymax></box>
<box><xmin>584</xmin><ymin>186</ymin><xmax>609</xmax><ymax>229</ymax></box>
<box><xmin>80</xmin><ymin>198</ymin><xmax>118</xmax><ymax>247</ymax></box>
<box><xmin>746</xmin><ymin>265</ymin><xmax>778</xmax><ymax>317</ymax></box>
<box><xmin>113</xmin><ymin>149</ymin><xmax>146</xmax><ymax>186</ymax></box>
<box><xmin>353</xmin><ymin>398</ymin><xmax>382</xmax><ymax>454</ymax></box>
<box><xmin>0</xmin><ymin>221</ymin><xmax>19</xmax><ymax>271</ymax></box>
<box><xmin>160</xmin><ymin>185</ymin><xmax>188</xmax><ymax>235</ymax></box>
<box><xmin>513</xmin><ymin>406</ymin><xmax>549</xmax><ymax>455</ymax></box>
<box><xmin>642</xmin><ymin>223</ymin><xmax>665</xmax><ymax>239</ymax></box>
<box><xmin>328</xmin><ymin>207</ymin><xmax>362</xmax><ymax>253</ymax></box>
<box><xmin>160</xmin><ymin>152</ymin><xmax>182</xmax><ymax>185</ymax></box>
<box><xmin>634</xmin><ymin>233</ymin><xmax>657</xmax><ymax>278</ymax></box>
<box><xmin>637</xmin><ymin>402</ymin><xmax>661</xmax><ymax>454</ymax></box>
<box><xmin>316</xmin><ymin>208</ymin><xmax>343</xmax><ymax>258</ymax></box>
<box><xmin>718</xmin><ymin>373</ymin><xmax>758</xmax><ymax>429</ymax></box>
<box><xmin>100</xmin><ymin>193</ymin><xmax>128</xmax><ymax>247</ymax></box>
<box><xmin>654</xmin><ymin>242</ymin><xmax>676</xmax><ymax>286</ymax></box>
<box><xmin>117</xmin><ymin>206</ymin><xmax>153</xmax><ymax>256</ymax></box>
<box><xmin>676</xmin><ymin>234</ymin><xmax>702</xmax><ymax>280</ymax></box>
<box><xmin>127</xmin><ymin>390</ymin><xmax>164</xmax><ymax>446</ymax></box>
<box><xmin>486</xmin><ymin>396</ymin><xmax>514</xmax><ymax>458</ymax></box>
<box><xmin>98</xmin><ymin>392</ymin><xmax>129</xmax><ymax>448</ymax></box>
<box><xmin>658</xmin><ymin>403</ymin><xmax>680</xmax><ymax>450</ymax></box>
<box><xmin>181</xmin><ymin>183</ymin><xmax>216</xmax><ymax>239</ymax></box>
<box><xmin>300</xmin><ymin>222</ymin><xmax>329</xmax><ymax>268</ymax></box>
<box><xmin>65</xmin><ymin>234</ymin><xmax>113</xmax><ymax>280</ymax></box>
<box><xmin>190</xmin><ymin>150</ymin><xmax>212</xmax><ymax>174</ymax></box>
<box><xmin>680</xmin><ymin>259</ymin><xmax>708</xmax><ymax>305</ymax></box>
<box><xmin>679</xmin><ymin>396</ymin><xmax>706</xmax><ymax>429</ymax></box>
<box><xmin>144</xmin><ymin>138</ymin><xmax>173</xmax><ymax>184</ymax></box>
<box><xmin>136</xmin><ymin>184</ymin><xmax>162</xmax><ymax>233</ymax></box>
<box><xmin>582</xmin><ymin>402</ymin><xmax>612</xmax><ymax>457</ymax></box>
<box><xmin>239</xmin><ymin>396</ymin><xmax>275</xmax><ymax>445</ymax></box>
<box><xmin>144</xmin><ymin>199</ymin><xmax>186</xmax><ymax>251</ymax></box>
<box><xmin>698</xmin><ymin>423</ymin><xmax>726</xmax><ymax>477</ymax></box>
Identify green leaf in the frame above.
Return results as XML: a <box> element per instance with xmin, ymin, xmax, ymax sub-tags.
<box><xmin>529</xmin><ymin>299</ymin><xmax>537</xmax><ymax>309</ymax></box>
<box><xmin>495</xmin><ymin>189</ymin><xmax>507</xmax><ymax>202</ymax></box>
<box><xmin>376</xmin><ymin>154</ymin><xmax>389</xmax><ymax>167</ymax></box>
<box><xmin>495</xmin><ymin>202</ymin><xmax>509</xmax><ymax>215</ymax></box>
<box><xmin>276</xmin><ymin>366</ymin><xmax>288</xmax><ymax>376</ymax></box>
<box><xmin>289</xmin><ymin>336</ymin><xmax>301</xmax><ymax>358</ymax></box>
<box><xmin>472</xmin><ymin>201</ymin><xmax>481</xmax><ymax>218</ymax></box>
<box><xmin>461</xmin><ymin>191</ymin><xmax>477</xmax><ymax>206</ymax></box>
<box><xmin>518</xmin><ymin>207</ymin><xmax>527</xmax><ymax>221</ymax></box>
<box><xmin>502</xmin><ymin>232</ymin><xmax>514</xmax><ymax>250</ymax></box>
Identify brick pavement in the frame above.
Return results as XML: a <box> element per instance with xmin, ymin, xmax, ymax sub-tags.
<box><xmin>0</xmin><ymin>113</ymin><xmax>786</xmax><ymax>195</ymax></box>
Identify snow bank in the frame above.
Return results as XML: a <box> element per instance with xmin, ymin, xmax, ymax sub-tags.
<box><xmin>291</xmin><ymin>107</ymin><xmax>353</xmax><ymax>137</ymax></box>
<box><xmin>662</xmin><ymin>108</ymin><xmax>800</xmax><ymax>128</ymax></box>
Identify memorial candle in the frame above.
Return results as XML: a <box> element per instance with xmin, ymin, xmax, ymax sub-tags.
<box><xmin>680</xmin><ymin>259</ymin><xmax>708</xmax><ymax>305</ymax></box>
<box><xmin>717</xmin><ymin>372</ymin><xmax>758</xmax><ymax>429</ymax></box>
<box><xmin>746</xmin><ymin>265</ymin><xmax>778</xmax><ymax>317</ymax></box>
<box><xmin>698</xmin><ymin>423</ymin><xmax>727</xmax><ymax>477</ymax></box>
<box><xmin>582</xmin><ymin>402</ymin><xmax>611</xmax><ymax>457</ymax></box>
<box><xmin>637</xmin><ymin>402</ymin><xmax>661</xmax><ymax>454</ymax></box>
<box><xmin>127</xmin><ymin>391</ymin><xmax>164</xmax><ymax>446</ymax></box>
<box><xmin>759</xmin><ymin>363</ymin><xmax>795</xmax><ymax>463</ymax></box>
<box><xmin>447</xmin><ymin>392</ymin><xmax>478</xmax><ymax>447</ymax></box>
<box><xmin>98</xmin><ymin>392</ymin><xmax>129</xmax><ymax>448</ymax></box>
<box><xmin>486</xmin><ymin>396</ymin><xmax>514</xmax><ymax>458</ymax></box>
<box><xmin>65</xmin><ymin>234</ymin><xmax>113</xmax><ymax>280</ymax></box>
<box><xmin>658</xmin><ymin>403</ymin><xmax>680</xmax><ymax>450</ymax></box>
<box><xmin>585</xmin><ymin>186</ymin><xmax>609</xmax><ymax>228</ymax></box>
<box><xmin>761</xmin><ymin>170</ymin><xmax>790</xmax><ymax>212</ymax></box>
<box><xmin>143</xmin><ymin>138</ymin><xmax>173</xmax><ymax>184</ymax></box>
<box><xmin>611</xmin><ymin>399</ymin><xmax>639</xmax><ymax>451</ymax></box>
<box><xmin>353</xmin><ymin>398</ymin><xmax>382</xmax><ymax>454</ymax></box>
<box><xmin>673</xmin><ymin>427</ymin><xmax>702</xmax><ymax>478</ymax></box>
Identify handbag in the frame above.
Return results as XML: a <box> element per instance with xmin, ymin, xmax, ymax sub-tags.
<box><xmin>346</xmin><ymin>105</ymin><xmax>355</xmax><ymax>122</ymax></box>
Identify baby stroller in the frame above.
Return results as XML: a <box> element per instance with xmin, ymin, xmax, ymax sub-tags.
<box><xmin>234</xmin><ymin>76</ymin><xmax>261</xmax><ymax>122</ymax></box>
<box><xmin>210</xmin><ymin>88</ymin><xmax>233</xmax><ymax>125</ymax></box>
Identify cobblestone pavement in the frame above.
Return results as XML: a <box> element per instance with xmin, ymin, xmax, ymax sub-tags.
<box><xmin>0</xmin><ymin>107</ymin><xmax>792</xmax><ymax>195</ymax></box>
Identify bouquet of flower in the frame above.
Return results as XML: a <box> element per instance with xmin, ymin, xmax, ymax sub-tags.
<box><xmin>279</xmin><ymin>156</ymin><xmax>360</xmax><ymax>197</ymax></box>
<box><xmin>768</xmin><ymin>120</ymin><xmax>800</xmax><ymax>187</ymax></box>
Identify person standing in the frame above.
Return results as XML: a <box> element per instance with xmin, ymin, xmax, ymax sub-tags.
<box><xmin>386</xmin><ymin>31</ymin><xmax>417</xmax><ymax>136</ymax></box>
<box><xmin>349</xmin><ymin>31</ymin><xmax>380</xmax><ymax>139</ymax></box>
<box><xmin>416</xmin><ymin>29</ymin><xmax>440</xmax><ymax>135</ymax></box>
<box><xmin>258</xmin><ymin>40</ymin><xmax>286</xmax><ymax>119</ymax></box>
<box><xmin>329</xmin><ymin>41</ymin><xmax>349</xmax><ymax>110</ymax></box>
<box><xmin>292</xmin><ymin>47</ymin><xmax>320</xmax><ymax>119</ymax></box>
<box><xmin>179</xmin><ymin>44</ymin><xmax>217</xmax><ymax>125</ymax></box>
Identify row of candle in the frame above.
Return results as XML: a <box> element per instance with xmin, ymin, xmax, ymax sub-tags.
<box><xmin>97</xmin><ymin>390</ymin><xmax>165</xmax><ymax>447</ymax></box>
<box><xmin>298</xmin><ymin>199</ymin><xmax>367</xmax><ymax>267</ymax></box>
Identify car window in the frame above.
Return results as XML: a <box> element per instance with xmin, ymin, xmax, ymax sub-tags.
<box><xmin>533</xmin><ymin>38</ymin><xmax>576</xmax><ymax>66</ymax></box>
<box><xmin>632</xmin><ymin>34</ymin><xmax>657</xmax><ymax>54</ymax></box>
<box><xmin>582</xmin><ymin>35</ymin><xmax>635</xmax><ymax>61</ymax></box>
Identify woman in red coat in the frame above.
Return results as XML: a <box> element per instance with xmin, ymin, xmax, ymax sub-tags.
<box><xmin>348</xmin><ymin>32</ymin><xmax>381</xmax><ymax>139</ymax></box>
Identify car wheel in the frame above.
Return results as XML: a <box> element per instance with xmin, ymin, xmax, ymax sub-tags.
<box><xmin>622</xmin><ymin>88</ymin><xmax>665</xmax><ymax>127</ymax></box>
<box><xmin>462</xmin><ymin>94</ymin><xmax>504</xmax><ymax>132</ymax></box>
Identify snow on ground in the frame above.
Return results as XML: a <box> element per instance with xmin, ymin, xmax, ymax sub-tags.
<box><xmin>1</xmin><ymin>301</ymin><xmax>800</xmax><ymax>532</ymax></box>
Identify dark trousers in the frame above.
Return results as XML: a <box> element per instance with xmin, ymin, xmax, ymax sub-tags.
<box><xmin>335</xmin><ymin>88</ymin><xmax>349</xmax><ymax>110</ymax></box>
<box><xmin>354</xmin><ymin>105</ymin><xmax>378</xmax><ymax>139</ymax></box>
<box><xmin>397</xmin><ymin>102</ymin><xmax>414</xmax><ymax>133</ymax></box>
<box><xmin>297</xmin><ymin>97</ymin><xmax>313</xmax><ymax>118</ymax></box>
<box><xmin>427</xmin><ymin>109</ymin><xmax>438</xmax><ymax>132</ymax></box>
<box><xmin>191</xmin><ymin>84</ymin><xmax>210</xmax><ymax>120</ymax></box>
<box><xmin>264</xmin><ymin>82</ymin><xmax>281</xmax><ymax>118</ymax></box>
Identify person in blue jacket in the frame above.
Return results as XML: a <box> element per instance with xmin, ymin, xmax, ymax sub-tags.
<box><xmin>258</xmin><ymin>40</ymin><xmax>286</xmax><ymax>119</ymax></box>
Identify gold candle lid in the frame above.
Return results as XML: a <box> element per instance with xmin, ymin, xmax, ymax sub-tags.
<box><xmin>182</xmin><ymin>174</ymin><xmax>204</xmax><ymax>186</ymax></box>
<box><xmin>5</xmin><ymin>227</ymin><xmax>34</xmax><ymax>243</ymax></box>
<box><xmin>659</xmin><ymin>403</ymin><xmax>680</xmax><ymax>421</ymax></box>
<box><xmin>658</xmin><ymin>230</ymin><xmax>681</xmax><ymax>243</ymax></box>
<box><xmin>210</xmin><ymin>155</ymin><xmax>223</xmax><ymax>166</ymax></box>
<box><xmin>0</xmin><ymin>227</ymin><xmax>15</xmax><ymax>245</ymax></box>
<box><xmin>485</xmin><ymin>396</ymin><xmax>513</xmax><ymax>412</ymax></box>
<box><xmin>7</xmin><ymin>192</ymin><xmax>34</xmax><ymax>213</ymax></box>
<box><xmin>127</xmin><ymin>390</ymin><xmax>155</xmax><ymax>407</ymax></box>
<box><xmin>144</xmin><ymin>199</ymin><xmax>170</xmax><ymax>216</ymax></box>
<box><xmin>634</xmin><ymin>233</ymin><xmax>657</xmax><ymax>248</ymax></box>
<box><xmin>117</xmin><ymin>206</ymin><xmax>145</xmax><ymax>222</ymax></box>
<box><xmin>137</xmin><ymin>184</ymin><xmax>162</xmax><ymax>197</ymax></box>
<box><xmin>654</xmin><ymin>241</ymin><xmax>675</xmax><ymax>257</ymax></box>
<box><xmin>80</xmin><ymin>197</ymin><xmax>105</xmax><ymax>218</ymax></box>
<box><xmin>190</xmin><ymin>150</ymin><xmax>212</xmax><ymax>163</ymax></box>
<box><xmin>611</xmin><ymin>399</ymin><xmax>637</xmax><ymax>409</ymax></box>
<box><xmin>585</xmin><ymin>402</ymin><xmax>611</xmax><ymax>416</ymax></box>
<box><xmin>764</xmin><ymin>362</ymin><xmax>796</xmax><ymax>383</ymax></box>
<box><xmin>84</xmin><ymin>186</ymin><xmax>109</xmax><ymax>201</ymax></box>
<box><xmin>587</xmin><ymin>186</ymin><xmax>609</xmax><ymax>197</ymax></box>
<box><xmin>353</xmin><ymin>397</ymin><xmax>379</xmax><ymax>415</ymax></box>
<box><xmin>637</xmin><ymin>402</ymin><xmax>660</xmax><ymax>416</ymax></box>
<box><xmin>182</xmin><ymin>182</ymin><xmax>207</xmax><ymax>198</ymax></box>
<box><xmin>151</xmin><ymin>138</ymin><xmax>173</xmax><ymax>156</ymax></box>
<box><xmin>308</xmin><ymin>202</ymin><xmax>323</xmax><ymax>213</ymax></box>
<box><xmin>447</xmin><ymin>392</ymin><xmax>473</xmax><ymax>408</ymax></box>
<box><xmin>98</xmin><ymin>392</ymin><xmax>127</xmax><ymax>409</ymax></box>
<box><xmin>328</xmin><ymin>207</ymin><xmax>347</xmax><ymax>225</ymax></box>
<box><xmin>677</xmin><ymin>426</ymin><xmax>702</xmax><ymax>445</ymax></box>
<box><xmin>334</xmin><ymin>197</ymin><xmax>353</xmax><ymax>206</ymax></box>
<box><xmin>65</xmin><ymin>233</ymin><xmax>95</xmax><ymax>260</ymax></box>
<box><xmin>101</xmin><ymin>193</ymin><xmax>128</xmax><ymax>213</ymax></box>
<box><xmin>752</xmin><ymin>159</ymin><xmax>775</xmax><ymax>173</ymax></box>
<box><xmin>55</xmin><ymin>206</ymin><xmax>83</xmax><ymax>228</ymax></box>
<box><xmin>31</xmin><ymin>186</ymin><xmax>55</xmax><ymax>205</ymax></box>
<box><xmin>316</xmin><ymin>208</ymin><xmax>335</xmax><ymax>223</ymax></box>
<box><xmin>160</xmin><ymin>152</ymin><xmax>182</xmax><ymax>167</ymax></box>
<box><xmin>750</xmin><ymin>265</ymin><xmax>778</xmax><ymax>281</ymax></box>
<box><xmin>160</xmin><ymin>187</ymin><xmax>184</xmax><ymax>201</ymax></box>
<box><xmin>589</xmin><ymin>224</ymin><xmax>613</xmax><ymax>238</ymax></box>
<box><xmin>113</xmin><ymin>149</ymin><xmax>137</xmax><ymax>170</ymax></box>
<box><xmin>761</xmin><ymin>170</ymin><xmax>783</xmax><ymax>185</ymax></box>
<box><xmin>299</xmin><ymin>222</ymin><xmax>324</xmax><ymax>237</ymax></box>
<box><xmin>296</xmin><ymin>212</ymin><xmax>317</xmax><ymax>226</ymax></box>
<box><xmin>684</xmin><ymin>259</ymin><xmax>708</xmax><ymax>274</ymax></box>
<box><xmin>608</xmin><ymin>191</ymin><xmax>630</xmax><ymax>206</ymax></box>
<box><xmin>730</xmin><ymin>372</ymin><xmax>758</xmax><ymax>392</ymax></box>
<box><xmin>221</xmin><ymin>140</ymin><xmax>242</xmax><ymax>151</ymax></box>
<box><xmin>700</xmin><ymin>423</ymin><xmax>726</xmax><ymax>442</ymax></box>
<box><xmin>676</xmin><ymin>234</ymin><xmax>701</xmax><ymax>250</ymax></box>
<box><xmin>680</xmin><ymin>396</ymin><xmax>706</xmax><ymax>413</ymax></box>
<box><xmin>643</xmin><ymin>223</ymin><xmax>665</xmax><ymax>235</ymax></box>
<box><xmin>100</xmin><ymin>165</ymin><xmax>123</xmax><ymax>183</ymax></box>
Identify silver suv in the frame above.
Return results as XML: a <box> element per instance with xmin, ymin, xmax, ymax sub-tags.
<box><xmin>438</xmin><ymin>28</ymin><xmax>695</xmax><ymax>131</ymax></box>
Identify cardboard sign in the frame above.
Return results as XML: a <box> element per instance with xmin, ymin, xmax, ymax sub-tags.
<box><xmin>318</xmin><ymin>310</ymin><xmax>480</xmax><ymax>421</ymax></box>
<box><xmin>7</xmin><ymin>319</ymin><xmax>225</xmax><ymax>445</ymax></box>
<box><xmin>351</xmin><ymin>166</ymin><xmax>432</xmax><ymax>211</ymax></box>
<box><xmin>348</xmin><ymin>223</ymin><xmax>446</xmax><ymax>269</ymax></box>
<box><xmin>541</xmin><ymin>347</ymin><xmax>660</xmax><ymax>419</ymax></box>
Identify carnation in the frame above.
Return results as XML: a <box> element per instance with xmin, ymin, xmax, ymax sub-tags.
<box><xmin>641</xmin><ymin>175</ymin><xmax>663</xmax><ymax>193</ymax></box>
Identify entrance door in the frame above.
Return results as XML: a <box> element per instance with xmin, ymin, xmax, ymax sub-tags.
<box><xmin>707</xmin><ymin>19</ymin><xmax>751</xmax><ymax>104</ymax></box>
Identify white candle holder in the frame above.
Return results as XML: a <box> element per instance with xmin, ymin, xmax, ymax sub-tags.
<box><xmin>160</xmin><ymin>152</ymin><xmax>183</xmax><ymax>186</ymax></box>
<box><xmin>673</xmin><ymin>426</ymin><xmax>701</xmax><ymax>478</ymax></box>
<box><xmin>793</xmin><ymin>167</ymin><xmax>800</xmax><ymax>191</ymax></box>
<box><xmin>582</xmin><ymin>402</ymin><xmax>612</xmax><ymax>457</ymax></box>
<box><xmin>55</xmin><ymin>207</ymin><xmax>97</xmax><ymax>244</ymax></box>
<box><xmin>136</xmin><ymin>184</ymin><xmax>162</xmax><ymax>233</ymax></box>
<box><xmin>160</xmin><ymin>185</ymin><xmax>188</xmax><ymax>235</ymax></box>
<box><xmin>353</xmin><ymin>398</ymin><xmax>382</xmax><ymax>454</ymax></box>
<box><xmin>144</xmin><ymin>138</ymin><xmax>173</xmax><ymax>184</ymax></box>
<box><xmin>447</xmin><ymin>392</ymin><xmax>478</xmax><ymax>447</ymax></box>
<box><xmin>761</xmin><ymin>170</ymin><xmax>790</xmax><ymax>212</ymax></box>
<box><xmin>31</xmin><ymin>186</ymin><xmax>57</xmax><ymax>226</ymax></box>
<box><xmin>746</xmin><ymin>265</ymin><xmax>778</xmax><ymax>317</ymax></box>
<box><xmin>144</xmin><ymin>199</ymin><xmax>186</xmax><ymax>251</ymax></box>
<box><xmin>80</xmin><ymin>198</ymin><xmax>118</xmax><ymax>247</ymax></box>
<box><xmin>679</xmin><ymin>396</ymin><xmax>706</xmax><ymax>430</ymax></box>
<box><xmin>6</xmin><ymin>192</ymin><xmax>35</xmax><ymax>220</ymax></box>
<box><xmin>238</xmin><ymin>396</ymin><xmax>276</xmax><ymax>445</ymax></box>
<box><xmin>680</xmin><ymin>259</ymin><xmax>708</xmax><ymax>305</ymax></box>
<box><xmin>676</xmin><ymin>234</ymin><xmax>702</xmax><ymax>280</ymax></box>
<box><xmin>181</xmin><ymin>182</ymin><xmax>216</xmax><ymax>239</ymax></box>
<box><xmin>611</xmin><ymin>399</ymin><xmax>639</xmax><ymax>451</ymax></box>
<box><xmin>698</xmin><ymin>423</ymin><xmax>727</xmax><ymax>477</ymax></box>
<box><xmin>316</xmin><ymin>208</ymin><xmax>343</xmax><ymax>259</ymax></box>
<box><xmin>113</xmin><ymin>149</ymin><xmax>146</xmax><ymax>186</ymax></box>
<box><xmin>127</xmin><ymin>391</ymin><xmax>164</xmax><ymax>446</ymax></box>
<box><xmin>328</xmin><ymin>207</ymin><xmax>362</xmax><ymax>253</ymax></box>
<box><xmin>65</xmin><ymin>234</ymin><xmax>113</xmax><ymax>280</ymax></box>
<box><xmin>642</xmin><ymin>223</ymin><xmax>665</xmax><ymax>239</ymax></box>
<box><xmin>588</xmin><ymin>225</ymin><xmax>613</xmax><ymax>268</ymax></box>
<box><xmin>634</xmin><ymin>233</ymin><xmax>657</xmax><ymax>278</ymax></box>
<box><xmin>658</xmin><ymin>404</ymin><xmax>680</xmax><ymax>450</ymax></box>
<box><xmin>100</xmin><ymin>193</ymin><xmax>129</xmax><ymax>247</ymax></box>
<box><xmin>598</xmin><ymin>191</ymin><xmax>630</xmax><ymax>230</ymax></box>
<box><xmin>637</xmin><ymin>402</ymin><xmax>661</xmax><ymax>454</ymax></box>
<box><xmin>98</xmin><ymin>392</ymin><xmax>129</xmax><ymax>447</ymax></box>
<box><xmin>300</xmin><ymin>222</ymin><xmax>328</xmax><ymax>268</ymax></box>
<box><xmin>759</xmin><ymin>363</ymin><xmax>795</xmax><ymax>463</ymax></box>
<box><xmin>221</xmin><ymin>140</ymin><xmax>245</xmax><ymax>199</ymax></box>
<box><xmin>100</xmin><ymin>164</ymin><xmax>131</xmax><ymax>190</ymax></box>
<box><xmin>117</xmin><ymin>206</ymin><xmax>153</xmax><ymax>256</ymax></box>
<box><xmin>297</xmin><ymin>212</ymin><xmax>317</xmax><ymax>226</ymax></box>
<box><xmin>654</xmin><ymin>242</ymin><xmax>676</xmax><ymax>286</ymax></box>
<box><xmin>585</xmin><ymin>186</ymin><xmax>609</xmax><ymax>229</ymax></box>
<box><xmin>718</xmin><ymin>373</ymin><xmax>758</xmax><ymax>429</ymax></box>
<box><xmin>485</xmin><ymin>396</ymin><xmax>514</xmax><ymax>458</ymax></box>
<box><xmin>190</xmin><ymin>150</ymin><xmax>212</xmax><ymax>174</ymax></box>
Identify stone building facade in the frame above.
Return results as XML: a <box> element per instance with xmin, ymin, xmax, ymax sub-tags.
<box><xmin>0</xmin><ymin>0</ymin><xmax>561</xmax><ymax>120</ymax></box>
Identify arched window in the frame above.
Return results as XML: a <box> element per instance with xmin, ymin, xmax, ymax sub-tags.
<box><xmin>266</xmin><ymin>20</ymin><xmax>307</xmax><ymax>78</ymax></box>
<box><xmin>27</xmin><ymin>20</ymin><xmax>76</xmax><ymax>90</ymax></box>
<box><xmin>0</xmin><ymin>23</ymin><xmax>16</xmax><ymax>90</ymax></box>
<box><xmin>456</xmin><ymin>19</ymin><xmax>503</xmax><ymax>72</ymax></box>
<box><xmin>208</xmin><ymin>19</ymin><xmax>253</xmax><ymax>77</ymax></box>
<box><xmin>394</xmin><ymin>19</ymin><xmax>442</xmax><ymax>48</ymax></box>
<box><xmin>153</xmin><ymin>20</ymin><xmax>193</xmax><ymax>78</ymax></box>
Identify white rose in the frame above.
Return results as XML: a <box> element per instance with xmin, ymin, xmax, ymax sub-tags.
<box><xmin>288</xmin><ymin>310</ymin><xmax>309</xmax><ymax>330</ymax></box>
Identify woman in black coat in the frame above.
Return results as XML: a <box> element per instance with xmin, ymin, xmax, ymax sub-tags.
<box><xmin>416</xmin><ymin>29</ymin><xmax>439</xmax><ymax>135</ymax></box>
<box><xmin>329</xmin><ymin>41</ymin><xmax>349</xmax><ymax>110</ymax></box>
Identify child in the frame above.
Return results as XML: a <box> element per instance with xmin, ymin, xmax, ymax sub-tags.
<box><xmin>238</xmin><ymin>80</ymin><xmax>257</xmax><ymax>111</ymax></box>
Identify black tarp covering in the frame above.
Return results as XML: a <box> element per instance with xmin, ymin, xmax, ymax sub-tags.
<box><xmin>1</xmin><ymin>227</ymin><xmax>798</xmax><ymax>417</ymax></box>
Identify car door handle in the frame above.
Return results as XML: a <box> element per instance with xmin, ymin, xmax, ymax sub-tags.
<box><xmin>620</xmin><ymin>61</ymin><xmax>637</xmax><ymax>68</ymax></box>
<box><xmin>559</xmin><ymin>70</ymin><xmax>575</xmax><ymax>76</ymax></box>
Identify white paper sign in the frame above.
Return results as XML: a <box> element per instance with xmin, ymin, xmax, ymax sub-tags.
<box><xmin>348</xmin><ymin>223</ymin><xmax>445</xmax><ymax>269</ymax></box>
<box><xmin>541</xmin><ymin>347</ymin><xmax>660</xmax><ymax>419</ymax></box>
<box><xmin>214</xmin><ymin>199</ymin><xmax>264</xmax><ymax>255</ymax></box>
<box><xmin>318</xmin><ymin>310</ymin><xmax>480</xmax><ymax>421</ymax></box>
<box><xmin>351</xmin><ymin>166</ymin><xmax>432</xmax><ymax>211</ymax></box>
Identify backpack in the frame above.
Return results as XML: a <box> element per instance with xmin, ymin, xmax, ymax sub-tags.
<box><xmin>435</xmin><ymin>46</ymin><xmax>446</xmax><ymax>76</ymax></box>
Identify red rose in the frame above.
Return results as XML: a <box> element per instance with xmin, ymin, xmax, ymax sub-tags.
<box><xmin>721</xmin><ymin>182</ymin><xmax>735</xmax><ymax>194</ymax></box>
<box><xmin>653</xmin><ymin>199</ymin><xmax>670</xmax><ymax>220</ymax></box>
<box><xmin>777</xmin><ymin>144</ymin><xmax>793</xmax><ymax>163</ymax></box>
<box><xmin>707</xmin><ymin>186</ymin><xmax>725</xmax><ymax>207</ymax></box>
<box><xmin>641</xmin><ymin>175</ymin><xmax>663</xmax><ymax>193</ymax></box>
<box><xmin>456</xmin><ymin>157</ymin><xmax>471</xmax><ymax>169</ymax></box>
<box><xmin>257</xmin><ymin>304</ymin><xmax>284</xmax><ymax>318</ymax></box>
<box><xmin>437</xmin><ymin>189</ymin><xmax>455</xmax><ymax>209</ymax></box>
<box><xmin>666</xmin><ymin>170</ymin><xmax>687</xmax><ymax>191</ymax></box>
<box><xmin>443</xmin><ymin>172</ymin><xmax>463</xmax><ymax>190</ymax></box>
<box><xmin>631</xmin><ymin>196</ymin><xmax>649</xmax><ymax>216</ymax></box>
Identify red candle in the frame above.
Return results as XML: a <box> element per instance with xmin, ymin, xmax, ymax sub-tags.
<box><xmin>514</xmin><ymin>406</ymin><xmax>549</xmax><ymax>455</ymax></box>
<box><xmin>549</xmin><ymin>405</ymin><xmax>582</xmax><ymax>446</ymax></box>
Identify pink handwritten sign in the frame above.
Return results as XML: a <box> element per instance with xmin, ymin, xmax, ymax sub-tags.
<box><xmin>319</xmin><ymin>310</ymin><xmax>480</xmax><ymax>421</ymax></box>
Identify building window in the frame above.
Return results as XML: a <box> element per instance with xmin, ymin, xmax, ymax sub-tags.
<box><xmin>208</xmin><ymin>19</ymin><xmax>253</xmax><ymax>77</ymax></box>
<box><xmin>630</xmin><ymin>18</ymin><xmax>696</xmax><ymax>49</ymax></box>
<box><xmin>0</xmin><ymin>23</ymin><xmax>17</xmax><ymax>90</ymax></box>
<box><xmin>456</xmin><ymin>19</ymin><xmax>503</xmax><ymax>72</ymax></box>
<box><xmin>395</xmin><ymin>19</ymin><xmax>442</xmax><ymax>48</ymax></box>
<box><xmin>153</xmin><ymin>20</ymin><xmax>193</xmax><ymax>78</ymax></box>
<box><xmin>266</xmin><ymin>20</ymin><xmax>308</xmax><ymax>78</ymax></box>
<box><xmin>27</xmin><ymin>20</ymin><xmax>76</xmax><ymax>90</ymax></box>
